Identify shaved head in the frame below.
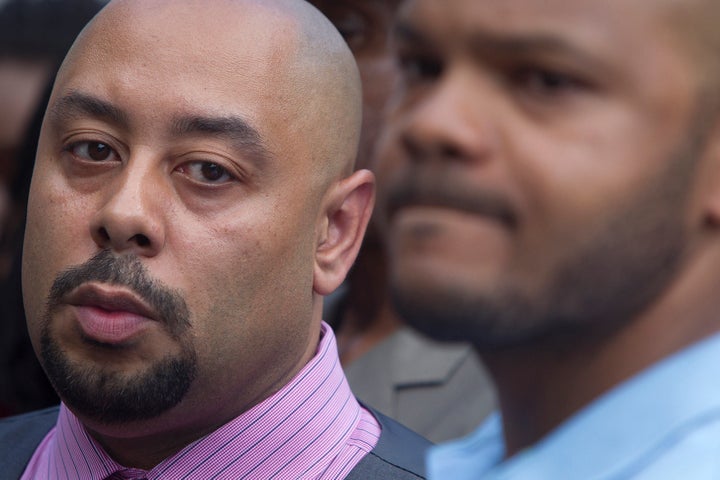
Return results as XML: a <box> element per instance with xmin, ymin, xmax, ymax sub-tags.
<box><xmin>60</xmin><ymin>0</ymin><xmax>362</xmax><ymax>183</ymax></box>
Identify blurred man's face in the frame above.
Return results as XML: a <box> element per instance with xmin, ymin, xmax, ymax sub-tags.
<box><xmin>23</xmin><ymin>1</ymin><xmax>329</xmax><ymax>433</ymax></box>
<box><xmin>377</xmin><ymin>0</ymin><xmax>712</xmax><ymax>347</ymax></box>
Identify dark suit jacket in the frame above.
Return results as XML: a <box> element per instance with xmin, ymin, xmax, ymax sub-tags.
<box><xmin>0</xmin><ymin>405</ymin><xmax>430</xmax><ymax>479</ymax></box>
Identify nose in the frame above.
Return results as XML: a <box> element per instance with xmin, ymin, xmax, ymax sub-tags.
<box><xmin>399</xmin><ymin>69</ymin><xmax>497</xmax><ymax>164</ymax></box>
<box><xmin>89</xmin><ymin>157</ymin><xmax>166</xmax><ymax>257</ymax></box>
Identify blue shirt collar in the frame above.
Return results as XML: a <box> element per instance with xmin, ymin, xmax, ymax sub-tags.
<box><xmin>429</xmin><ymin>331</ymin><xmax>720</xmax><ymax>479</ymax></box>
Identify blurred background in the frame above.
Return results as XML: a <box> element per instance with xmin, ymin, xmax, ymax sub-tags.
<box><xmin>0</xmin><ymin>0</ymin><xmax>108</xmax><ymax>417</ymax></box>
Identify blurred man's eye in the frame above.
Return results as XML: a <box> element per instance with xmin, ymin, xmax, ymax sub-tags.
<box><xmin>509</xmin><ymin>65</ymin><xmax>589</xmax><ymax>98</ymax></box>
<box><xmin>397</xmin><ymin>51</ymin><xmax>443</xmax><ymax>85</ymax></box>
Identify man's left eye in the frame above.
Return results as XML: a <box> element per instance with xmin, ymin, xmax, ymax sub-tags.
<box><xmin>180</xmin><ymin>161</ymin><xmax>234</xmax><ymax>184</ymax></box>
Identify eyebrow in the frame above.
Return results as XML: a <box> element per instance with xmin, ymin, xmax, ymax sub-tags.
<box><xmin>395</xmin><ymin>21</ymin><xmax>603</xmax><ymax>68</ymax></box>
<box><xmin>48</xmin><ymin>91</ymin><xmax>130</xmax><ymax>130</ymax></box>
<box><xmin>48</xmin><ymin>91</ymin><xmax>273</xmax><ymax>165</ymax></box>
<box><xmin>170</xmin><ymin>115</ymin><xmax>273</xmax><ymax>166</ymax></box>
<box><xmin>467</xmin><ymin>32</ymin><xmax>594</xmax><ymax>62</ymax></box>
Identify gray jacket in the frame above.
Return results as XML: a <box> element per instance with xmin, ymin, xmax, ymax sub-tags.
<box><xmin>344</xmin><ymin>327</ymin><xmax>496</xmax><ymax>443</ymax></box>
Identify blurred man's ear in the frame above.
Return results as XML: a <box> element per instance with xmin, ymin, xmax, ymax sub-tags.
<box><xmin>313</xmin><ymin>169</ymin><xmax>375</xmax><ymax>296</ymax></box>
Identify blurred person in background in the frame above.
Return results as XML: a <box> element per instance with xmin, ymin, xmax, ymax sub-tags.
<box><xmin>311</xmin><ymin>0</ymin><xmax>496</xmax><ymax>443</ymax></box>
<box><xmin>0</xmin><ymin>0</ymin><xmax>106</xmax><ymax>417</ymax></box>
<box><xmin>377</xmin><ymin>0</ymin><xmax>720</xmax><ymax>477</ymax></box>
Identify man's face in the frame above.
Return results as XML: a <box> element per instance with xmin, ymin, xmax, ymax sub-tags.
<box><xmin>377</xmin><ymin>0</ymin><xmax>713</xmax><ymax>347</ymax></box>
<box><xmin>23</xmin><ymin>3</ymin><xmax>328</xmax><ymax>430</ymax></box>
<box><xmin>313</xmin><ymin>0</ymin><xmax>401</xmax><ymax>172</ymax></box>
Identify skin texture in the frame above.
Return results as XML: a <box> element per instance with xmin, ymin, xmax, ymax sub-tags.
<box><xmin>310</xmin><ymin>0</ymin><xmax>404</xmax><ymax>365</ymax></box>
<box><xmin>22</xmin><ymin>0</ymin><xmax>373</xmax><ymax>469</ymax></box>
<box><xmin>377</xmin><ymin>0</ymin><xmax>720</xmax><ymax>456</ymax></box>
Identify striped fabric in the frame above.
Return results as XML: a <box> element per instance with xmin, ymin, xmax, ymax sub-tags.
<box><xmin>21</xmin><ymin>322</ymin><xmax>381</xmax><ymax>479</ymax></box>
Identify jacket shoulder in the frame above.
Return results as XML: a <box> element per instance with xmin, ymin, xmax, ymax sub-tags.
<box><xmin>0</xmin><ymin>406</ymin><xmax>59</xmax><ymax>478</ymax></box>
<box><xmin>347</xmin><ymin>407</ymin><xmax>432</xmax><ymax>479</ymax></box>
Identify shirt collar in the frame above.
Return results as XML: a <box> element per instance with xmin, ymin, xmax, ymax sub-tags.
<box><xmin>49</xmin><ymin>322</ymin><xmax>365</xmax><ymax>479</ymax></box>
<box><xmin>430</xmin><ymin>331</ymin><xmax>720</xmax><ymax>479</ymax></box>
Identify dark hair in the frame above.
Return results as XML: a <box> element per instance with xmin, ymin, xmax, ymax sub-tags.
<box><xmin>0</xmin><ymin>0</ymin><xmax>106</xmax><ymax>61</ymax></box>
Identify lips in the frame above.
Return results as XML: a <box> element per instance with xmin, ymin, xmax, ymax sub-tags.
<box><xmin>63</xmin><ymin>283</ymin><xmax>160</xmax><ymax>344</ymax></box>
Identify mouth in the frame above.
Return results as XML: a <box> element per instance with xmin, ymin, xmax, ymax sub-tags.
<box><xmin>65</xmin><ymin>283</ymin><xmax>159</xmax><ymax>320</ymax></box>
<box><xmin>62</xmin><ymin>283</ymin><xmax>160</xmax><ymax>345</ymax></box>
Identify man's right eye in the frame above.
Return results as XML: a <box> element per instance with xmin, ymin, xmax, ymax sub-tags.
<box><xmin>65</xmin><ymin>141</ymin><xmax>116</xmax><ymax>162</ymax></box>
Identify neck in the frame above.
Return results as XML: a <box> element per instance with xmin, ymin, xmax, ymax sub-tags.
<box><xmin>84</xmin><ymin>410</ymin><xmax>225</xmax><ymax>470</ymax></box>
<box><xmin>481</xmin><ymin>250</ymin><xmax>720</xmax><ymax>458</ymax></box>
<box><xmin>481</xmin><ymin>333</ymin><xmax>628</xmax><ymax>458</ymax></box>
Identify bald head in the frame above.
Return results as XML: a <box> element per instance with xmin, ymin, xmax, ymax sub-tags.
<box><xmin>60</xmin><ymin>0</ymin><xmax>362</xmax><ymax>183</ymax></box>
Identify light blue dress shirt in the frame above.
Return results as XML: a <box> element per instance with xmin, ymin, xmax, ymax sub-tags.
<box><xmin>428</xmin><ymin>332</ymin><xmax>720</xmax><ymax>479</ymax></box>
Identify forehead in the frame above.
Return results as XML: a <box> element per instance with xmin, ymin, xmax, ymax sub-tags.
<box><xmin>50</xmin><ymin>2</ymin><xmax>307</xmax><ymax>152</ymax></box>
<box><xmin>399</xmin><ymin>0</ymin><xmax>692</xmax><ymax>59</ymax></box>
<box><xmin>80</xmin><ymin>4</ymin><xmax>300</xmax><ymax>84</ymax></box>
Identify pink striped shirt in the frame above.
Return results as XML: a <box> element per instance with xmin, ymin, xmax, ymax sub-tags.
<box><xmin>21</xmin><ymin>322</ymin><xmax>381</xmax><ymax>479</ymax></box>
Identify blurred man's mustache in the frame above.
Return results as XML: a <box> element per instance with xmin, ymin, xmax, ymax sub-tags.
<box><xmin>385</xmin><ymin>172</ymin><xmax>518</xmax><ymax>229</ymax></box>
<box><xmin>47</xmin><ymin>249</ymin><xmax>191</xmax><ymax>337</ymax></box>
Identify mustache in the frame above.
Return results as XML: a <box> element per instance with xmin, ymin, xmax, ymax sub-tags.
<box><xmin>47</xmin><ymin>249</ymin><xmax>191</xmax><ymax>337</ymax></box>
<box><xmin>384</xmin><ymin>174</ymin><xmax>518</xmax><ymax>229</ymax></box>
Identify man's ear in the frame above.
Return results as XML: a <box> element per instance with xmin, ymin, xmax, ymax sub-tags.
<box><xmin>313</xmin><ymin>169</ymin><xmax>375</xmax><ymax>296</ymax></box>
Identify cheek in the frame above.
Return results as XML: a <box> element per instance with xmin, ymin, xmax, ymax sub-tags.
<box><xmin>507</xmin><ymin>105</ymin><xmax>665</xmax><ymax>229</ymax></box>
<box><xmin>505</xmin><ymin>118</ymin><xmax>688</xmax><ymax>285</ymax></box>
<box><xmin>27</xmin><ymin>174</ymin><xmax>95</xmax><ymax>266</ymax></box>
<box><xmin>22</xmin><ymin>166</ymin><xmax>98</xmax><ymax>335</ymax></box>
<box><xmin>171</xmin><ymin>208</ymin><xmax>314</xmax><ymax>322</ymax></box>
<box><xmin>177</xmin><ymin>219</ymin><xmax>316</xmax><ymax>377</ymax></box>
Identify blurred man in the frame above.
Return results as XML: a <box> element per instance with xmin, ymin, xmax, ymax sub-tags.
<box><xmin>312</xmin><ymin>0</ymin><xmax>495</xmax><ymax>442</ymax></box>
<box><xmin>0</xmin><ymin>0</ymin><xmax>430</xmax><ymax>478</ymax></box>
<box><xmin>377</xmin><ymin>0</ymin><xmax>720</xmax><ymax>477</ymax></box>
